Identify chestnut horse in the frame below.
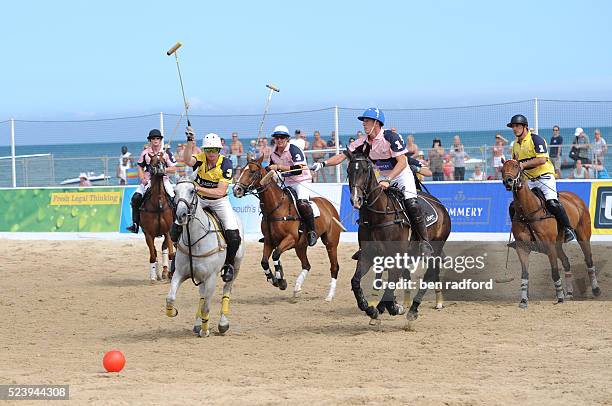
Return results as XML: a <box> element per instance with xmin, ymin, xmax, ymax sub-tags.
<box><xmin>140</xmin><ymin>152</ymin><xmax>175</xmax><ymax>282</ymax></box>
<box><xmin>502</xmin><ymin>159</ymin><xmax>600</xmax><ymax>308</ymax></box>
<box><xmin>233</xmin><ymin>156</ymin><xmax>343</xmax><ymax>301</ymax></box>
<box><xmin>346</xmin><ymin>151</ymin><xmax>451</xmax><ymax>322</ymax></box>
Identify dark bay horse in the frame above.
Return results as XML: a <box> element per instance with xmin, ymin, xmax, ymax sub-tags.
<box><xmin>140</xmin><ymin>152</ymin><xmax>175</xmax><ymax>282</ymax></box>
<box><xmin>502</xmin><ymin>159</ymin><xmax>600</xmax><ymax>308</ymax></box>
<box><xmin>346</xmin><ymin>151</ymin><xmax>451</xmax><ymax>322</ymax></box>
<box><xmin>233</xmin><ymin>155</ymin><xmax>343</xmax><ymax>301</ymax></box>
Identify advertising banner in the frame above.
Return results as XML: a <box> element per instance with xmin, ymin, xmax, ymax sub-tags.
<box><xmin>590</xmin><ymin>181</ymin><xmax>612</xmax><ymax>234</ymax></box>
<box><xmin>0</xmin><ymin>187</ymin><xmax>123</xmax><ymax>232</ymax></box>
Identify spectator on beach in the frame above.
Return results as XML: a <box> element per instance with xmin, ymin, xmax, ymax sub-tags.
<box><xmin>428</xmin><ymin>138</ymin><xmax>444</xmax><ymax>181</ymax></box>
<box><xmin>443</xmin><ymin>156</ymin><xmax>454</xmax><ymax>181</ymax></box>
<box><xmin>230</xmin><ymin>132</ymin><xmax>244</xmax><ymax>167</ymax></box>
<box><xmin>258</xmin><ymin>137</ymin><xmax>273</xmax><ymax>162</ymax></box>
<box><xmin>119</xmin><ymin>145</ymin><xmax>134</xmax><ymax>166</ymax></box>
<box><xmin>449</xmin><ymin>135</ymin><xmax>469</xmax><ymax>181</ymax></box>
<box><xmin>247</xmin><ymin>139</ymin><xmax>258</xmax><ymax>161</ymax></box>
<box><xmin>572</xmin><ymin>128</ymin><xmax>591</xmax><ymax>165</ymax></box>
<box><xmin>220</xmin><ymin>138</ymin><xmax>230</xmax><ymax>156</ymax></box>
<box><xmin>585</xmin><ymin>158</ymin><xmax>610</xmax><ymax>179</ymax></box>
<box><xmin>175</xmin><ymin>143</ymin><xmax>186</xmax><ymax>163</ymax></box>
<box><xmin>493</xmin><ymin>133</ymin><xmax>508</xmax><ymax>179</ymax></box>
<box><xmin>79</xmin><ymin>173</ymin><xmax>92</xmax><ymax>187</ymax></box>
<box><xmin>164</xmin><ymin>144</ymin><xmax>177</xmax><ymax>163</ymax></box>
<box><xmin>233</xmin><ymin>166</ymin><xmax>243</xmax><ymax>183</ymax></box>
<box><xmin>290</xmin><ymin>129</ymin><xmax>309</xmax><ymax>151</ymax></box>
<box><xmin>593</xmin><ymin>129</ymin><xmax>607</xmax><ymax>164</ymax></box>
<box><xmin>311</xmin><ymin>130</ymin><xmax>328</xmax><ymax>182</ymax></box>
<box><xmin>470</xmin><ymin>164</ymin><xmax>485</xmax><ymax>181</ymax></box>
<box><xmin>549</xmin><ymin>125</ymin><xmax>563</xmax><ymax>178</ymax></box>
<box><xmin>416</xmin><ymin>150</ymin><xmax>428</xmax><ymax>167</ymax></box>
<box><xmin>356</xmin><ymin>130</ymin><xmax>364</xmax><ymax>144</ymax></box>
<box><xmin>570</xmin><ymin>159</ymin><xmax>590</xmax><ymax>179</ymax></box>
<box><xmin>117</xmin><ymin>156</ymin><xmax>131</xmax><ymax>185</ymax></box>
<box><xmin>327</xmin><ymin>131</ymin><xmax>337</xmax><ymax>149</ymax></box>
<box><xmin>406</xmin><ymin>134</ymin><xmax>418</xmax><ymax>157</ymax></box>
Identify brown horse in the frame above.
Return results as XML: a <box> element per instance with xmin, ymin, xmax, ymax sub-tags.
<box><xmin>502</xmin><ymin>159</ymin><xmax>600</xmax><ymax>308</ymax></box>
<box><xmin>140</xmin><ymin>152</ymin><xmax>175</xmax><ymax>283</ymax></box>
<box><xmin>233</xmin><ymin>155</ymin><xmax>343</xmax><ymax>301</ymax></box>
<box><xmin>346</xmin><ymin>151</ymin><xmax>451</xmax><ymax>322</ymax></box>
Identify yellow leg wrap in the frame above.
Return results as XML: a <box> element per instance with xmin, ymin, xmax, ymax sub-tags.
<box><xmin>199</xmin><ymin>297</ymin><xmax>209</xmax><ymax>332</ymax></box>
<box><xmin>435</xmin><ymin>290</ymin><xmax>444</xmax><ymax>307</ymax></box>
<box><xmin>196</xmin><ymin>297</ymin><xmax>205</xmax><ymax>319</ymax></box>
<box><xmin>165</xmin><ymin>305</ymin><xmax>177</xmax><ymax>317</ymax></box>
<box><xmin>403</xmin><ymin>290</ymin><xmax>411</xmax><ymax>308</ymax></box>
<box><xmin>221</xmin><ymin>295</ymin><xmax>230</xmax><ymax>316</ymax></box>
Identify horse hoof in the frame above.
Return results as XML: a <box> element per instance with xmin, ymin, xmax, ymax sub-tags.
<box><xmin>519</xmin><ymin>300</ymin><xmax>528</xmax><ymax>309</ymax></box>
<box><xmin>369</xmin><ymin>318</ymin><xmax>381</xmax><ymax>327</ymax></box>
<box><xmin>199</xmin><ymin>329</ymin><xmax>210</xmax><ymax>338</ymax></box>
<box><xmin>149</xmin><ymin>279</ymin><xmax>157</xmax><ymax>285</ymax></box>
<box><xmin>566</xmin><ymin>293</ymin><xmax>574</xmax><ymax>300</ymax></box>
<box><xmin>435</xmin><ymin>303</ymin><xmax>444</xmax><ymax>310</ymax></box>
<box><xmin>592</xmin><ymin>287</ymin><xmax>601</xmax><ymax>297</ymax></box>
<box><xmin>218</xmin><ymin>323</ymin><xmax>229</xmax><ymax>335</ymax></box>
<box><xmin>395</xmin><ymin>304</ymin><xmax>406</xmax><ymax>316</ymax></box>
<box><xmin>193</xmin><ymin>325</ymin><xmax>201</xmax><ymax>335</ymax></box>
<box><xmin>556</xmin><ymin>297</ymin><xmax>564</xmax><ymax>304</ymax></box>
<box><xmin>156</xmin><ymin>274</ymin><xmax>162</xmax><ymax>281</ymax></box>
<box><xmin>406</xmin><ymin>310</ymin><xmax>418</xmax><ymax>321</ymax></box>
<box><xmin>278</xmin><ymin>279</ymin><xmax>288</xmax><ymax>290</ymax></box>
<box><xmin>293</xmin><ymin>289</ymin><xmax>302</xmax><ymax>298</ymax></box>
<box><xmin>165</xmin><ymin>306</ymin><xmax>178</xmax><ymax>318</ymax></box>
<box><xmin>365</xmin><ymin>306</ymin><xmax>379</xmax><ymax>319</ymax></box>
<box><xmin>324</xmin><ymin>295</ymin><xmax>333</xmax><ymax>302</ymax></box>
<box><xmin>162</xmin><ymin>268</ymin><xmax>169</xmax><ymax>280</ymax></box>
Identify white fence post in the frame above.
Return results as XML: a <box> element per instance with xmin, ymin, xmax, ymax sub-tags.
<box><xmin>10</xmin><ymin>118</ymin><xmax>16</xmax><ymax>188</ymax></box>
<box><xmin>534</xmin><ymin>97</ymin><xmax>539</xmax><ymax>134</ymax></box>
<box><xmin>159</xmin><ymin>112</ymin><xmax>164</xmax><ymax>138</ymax></box>
<box><xmin>334</xmin><ymin>106</ymin><xmax>340</xmax><ymax>183</ymax></box>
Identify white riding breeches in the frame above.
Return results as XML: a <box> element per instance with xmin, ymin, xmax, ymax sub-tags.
<box><xmin>136</xmin><ymin>178</ymin><xmax>175</xmax><ymax>198</ymax></box>
<box><xmin>380</xmin><ymin>169</ymin><xmax>418</xmax><ymax>200</ymax></box>
<box><xmin>198</xmin><ymin>195</ymin><xmax>239</xmax><ymax>230</ymax></box>
<box><xmin>527</xmin><ymin>174</ymin><xmax>557</xmax><ymax>201</ymax></box>
<box><xmin>286</xmin><ymin>181</ymin><xmax>311</xmax><ymax>201</ymax></box>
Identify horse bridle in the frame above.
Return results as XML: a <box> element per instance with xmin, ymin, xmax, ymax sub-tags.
<box><xmin>348</xmin><ymin>155</ymin><xmax>386</xmax><ymax>209</ymax></box>
<box><xmin>502</xmin><ymin>160</ymin><xmax>522</xmax><ymax>192</ymax></box>
<box><xmin>235</xmin><ymin>160</ymin><xmax>272</xmax><ymax>198</ymax></box>
<box><xmin>174</xmin><ymin>179</ymin><xmax>199</xmax><ymax>220</ymax></box>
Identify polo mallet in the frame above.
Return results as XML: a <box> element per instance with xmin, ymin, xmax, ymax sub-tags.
<box><xmin>166</xmin><ymin>41</ymin><xmax>190</xmax><ymax>122</ymax></box>
<box><xmin>257</xmin><ymin>84</ymin><xmax>280</xmax><ymax>142</ymax></box>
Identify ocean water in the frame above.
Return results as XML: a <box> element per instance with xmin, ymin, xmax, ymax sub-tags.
<box><xmin>1</xmin><ymin>126</ymin><xmax>610</xmax><ymax>187</ymax></box>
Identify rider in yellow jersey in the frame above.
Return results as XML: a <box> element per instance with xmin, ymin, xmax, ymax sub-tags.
<box><xmin>172</xmin><ymin>127</ymin><xmax>240</xmax><ymax>282</ymax></box>
<box><xmin>508</xmin><ymin>114</ymin><xmax>576</xmax><ymax>242</ymax></box>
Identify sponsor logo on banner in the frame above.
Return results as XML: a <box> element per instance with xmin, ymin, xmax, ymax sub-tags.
<box><xmin>439</xmin><ymin>190</ymin><xmax>491</xmax><ymax>225</ymax></box>
<box><xmin>50</xmin><ymin>191</ymin><xmax>122</xmax><ymax>205</ymax></box>
<box><xmin>590</xmin><ymin>182</ymin><xmax>612</xmax><ymax>233</ymax></box>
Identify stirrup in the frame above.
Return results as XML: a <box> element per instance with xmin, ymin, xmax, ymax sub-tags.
<box><xmin>564</xmin><ymin>228</ymin><xmax>576</xmax><ymax>243</ymax></box>
<box><xmin>126</xmin><ymin>224</ymin><xmax>139</xmax><ymax>234</ymax></box>
<box><xmin>221</xmin><ymin>264</ymin><xmax>235</xmax><ymax>283</ymax></box>
<box><xmin>307</xmin><ymin>231</ymin><xmax>318</xmax><ymax>247</ymax></box>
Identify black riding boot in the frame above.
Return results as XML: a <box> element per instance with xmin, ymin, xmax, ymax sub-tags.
<box><xmin>170</xmin><ymin>222</ymin><xmax>182</xmax><ymax>243</ymax></box>
<box><xmin>404</xmin><ymin>198</ymin><xmax>433</xmax><ymax>256</ymax></box>
<box><xmin>298</xmin><ymin>199</ymin><xmax>318</xmax><ymax>246</ymax></box>
<box><xmin>221</xmin><ymin>229</ymin><xmax>241</xmax><ymax>282</ymax></box>
<box><xmin>126</xmin><ymin>193</ymin><xmax>143</xmax><ymax>233</ymax></box>
<box><xmin>546</xmin><ymin>199</ymin><xmax>576</xmax><ymax>242</ymax></box>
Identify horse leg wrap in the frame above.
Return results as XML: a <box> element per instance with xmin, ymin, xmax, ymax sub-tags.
<box><xmin>325</xmin><ymin>278</ymin><xmax>337</xmax><ymax>301</ymax></box>
<box><xmin>587</xmin><ymin>267</ymin><xmax>600</xmax><ymax>295</ymax></box>
<box><xmin>352</xmin><ymin>287</ymin><xmax>369</xmax><ymax>311</ymax></box>
<box><xmin>149</xmin><ymin>263</ymin><xmax>157</xmax><ymax>281</ymax></box>
<box><xmin>295</xmin><ymin>269</ymin><xmax>309</xmax><ymax>292</ymax></box>
<box><xmin>520</xmin><ymin>278</ymin><xmax>529</xmax><ymax>304</ymax></box>
<box><xmin>165</xmin><ymin>298</ymin><xmax>178</xmax><ymax>317</ymax></box>
<box><xmin>273</xmin><ymin>260</ymin><xmax>283</xmax><ymax>280</ymax></box>
<box><xmin>261</xmin><ymin>260</ymin><xmax>276</xmax><ymax>285</ymax></box>
<box><xmin>554</xmin><ymin>278</ymin><xmax>564</xmax><ymax>302</ymax></box>
<box><xmin>564</xmin><ymin>272</ymin><xmax>574</xmax><ymax>297</ymax></box>
<box><xmin>199</xmin><ymin>298</ymin><xmax>209</xmax><ymax>336</ymax></box>
<box><xmin>162</xmin><ymin>248</ymin><xmax>169</xmax><ymax>268</ymax></box>
<box><xmin>221</xmin><ymin>295</ymin><xmax>230</xmax><ymax>316</ymax></box>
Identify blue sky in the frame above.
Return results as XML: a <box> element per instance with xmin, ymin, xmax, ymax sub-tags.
<box><xmin>1</xmin><ymin>0</ymin><xmax>611</xmax><ymax>120</ymax></box>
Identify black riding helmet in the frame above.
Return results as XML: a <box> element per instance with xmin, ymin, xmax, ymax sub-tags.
<box><xmin>147</xmin><ymin>129</ymin><xmax>163</xmax><ymax>140</ymax></box>
<box><xmin>506</xmin><ymin>114</ymin><xmax>528</xmax><ymax>128</ymax></box>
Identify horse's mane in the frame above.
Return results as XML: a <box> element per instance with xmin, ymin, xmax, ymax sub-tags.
<box><xmin>260</xmin><ymin>170</ymin><xmax>280</xmax><ymax>186</ymax></box>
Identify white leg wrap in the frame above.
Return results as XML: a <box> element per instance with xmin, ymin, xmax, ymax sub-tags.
<box><xmin>565</xmin><ymin>272</ymin><xmax>574</xmax><ymax>294</ymax></box>
<box><xmin>325</xmin><ymin>278</ymin><xmax>337</xmax><ymax>302</ymax></box>
<box><xmin>149</xmin><ymin>263</ymin><xmax>157</xmax><ymax>281</ymax></box>
<box><xmin>162</xmin><ymin>248</ymin><xmax>169</xmax><ymax>268</ymax></box>
<box><xmin>294</xmin><ymin>269</ymin><xmax>309</xmax><ymax>292</ymax></box>
<box><xmin>521</xmin><ymin>278</ymin><xmax>529</xmax><ymax>302</ymax></box>
<box><xmin>587</xmin><ymin>268</ymin><xmax>599</xmax><ymax>289</ymax></box>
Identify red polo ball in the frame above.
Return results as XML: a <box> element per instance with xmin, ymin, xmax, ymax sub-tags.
<box><xmin>103</xmin><ymin>350</ymin><xmax>126</xmax><ymax>373</ymax></box>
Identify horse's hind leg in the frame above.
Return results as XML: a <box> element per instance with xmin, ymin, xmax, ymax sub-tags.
<box><xmin>293</xmin><ymin>243</ymin><xmax>311</xmax><ymax>298</ymax></box>
<box><xmin>145</xmin><ymin>234</ymin><xmax>158</xmax><ymax>283</ymax></box>
<box><xmin>218</xmin><ymin>278</ymin><xmax>235</xmax><ymax>335</ymax></box>
<box><xmin>544</xmin><ymin>242</ymin><xmax>565</xmax><ymax>304</ymax></box>
<box><xmin>516</xmin><ymin>245</ymin><xmax>531</xmax><ymax>308</ymax></box>
<box><xmin>271</xmin><ymin>235</ymin><xmax>296</xmax><ymax>291</ymax></box>
<box><xmin>161</xmin><ymin>236</ymin><xmax>171</xmax><ymax>280</ymax></box>
<box><xmin>321</xmin><ymin>233</ymin><xmax>340</xmax><ymax>302</ymax></box>
<box><xmin>261</xmin><ymin>241</ymin><xmax>277</xmax><ymax>287</ymax></box>
<box><xmin>578</xmin><ymin>240</ymin><xmax>601</xmax><ymax>297</ymax></box>
<box><xmin>407</xmin><ymin>261</ymin><xmax>437</xmax><ymax>321</ymax></box>
<box><xmin>556</xmin><ymin>244</ymin><xmax>573</xmax><ymax>299</ymax></box>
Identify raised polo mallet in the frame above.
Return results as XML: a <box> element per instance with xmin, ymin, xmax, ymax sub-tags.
<box><xmin>257</xmin><ymin>84</ymin><xmax>280</xmax><ymax>142</ymax></box>
<box><xmin>166</xmin><ymin>41</ymin><xmax>190</xmax><ymax>122</ymax></box>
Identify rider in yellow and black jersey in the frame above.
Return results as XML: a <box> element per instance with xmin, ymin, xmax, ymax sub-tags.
<box><xmin>508</xmin><ymin>114</ymin><xmax>575</xmax><ymax>242</ymax></box>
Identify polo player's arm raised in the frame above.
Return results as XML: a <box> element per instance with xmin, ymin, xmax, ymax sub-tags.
<box><xmin>183</xmin><ymin>140</ymin><xmax>198</xmax><ymax>167</ymax></box>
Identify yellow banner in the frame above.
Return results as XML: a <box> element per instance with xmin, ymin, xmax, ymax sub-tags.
<box><xmin>589</xmin><ymin>181</ymin><xmax>612</xmax><ymax>234</ymax></box>
<box><xmin>50</xmin><ymin>191</ymin><xmax>122</xmax><ymax>206</ymax></box>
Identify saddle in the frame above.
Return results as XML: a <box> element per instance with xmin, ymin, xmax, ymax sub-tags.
<box><xmin>202</xmin><ymin>207</ymin><xmax>227</xmax><ymax>242</ymax></box>
<box><xmin>386</xmin><ymin>187</ymin><xmax>439</xmax><ymax>228</ymax></box>
<box><xmin>140</xmin><ymin>188</ymin><xmax>174</xmax><ymax>213</ymax></box>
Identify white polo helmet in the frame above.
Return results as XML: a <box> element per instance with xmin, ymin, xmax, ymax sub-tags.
<box><xmin>271</xmin><ymin>125</ymin><xmax>290</xmax><ymax>138</ymax></box>
<box><xmin>202</xmin><ymin>133</ymin><xmax>223</xmax><ymax>149</ymax></box>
